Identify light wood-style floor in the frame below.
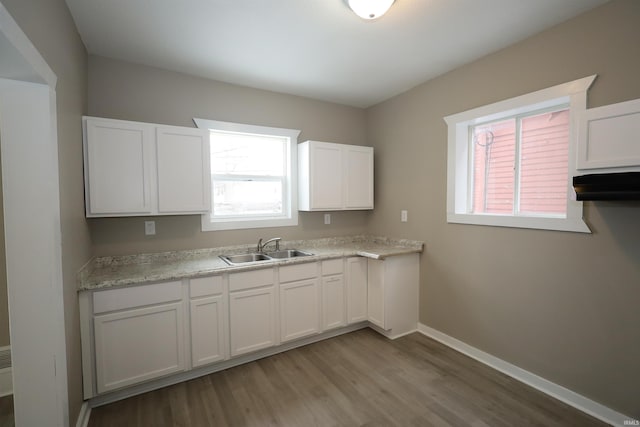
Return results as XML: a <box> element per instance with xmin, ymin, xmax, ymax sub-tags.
<box><xmin>88</xmin><ymin>329</ymin><xmax>607</xmax><ymax>427</ymax></box>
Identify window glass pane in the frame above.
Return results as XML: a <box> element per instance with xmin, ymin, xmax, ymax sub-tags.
<box><xmin>472</xmin><ymin>119</ymin><xmax>516</xmax><ymax>214</ymax></box>
<box><xmin>212</xmin><ymin>180</ymin><xmax>283</xmax><ymax>217</ymax></box>
<box><xmin>210</xmin><ymin>131</ymin><xmax>286</xmax><ymax>176</ymax></box>
<box><xmin>519</xmin><ymin>109</ymin><xmax>569</xmax><ymax>215</ymax></box>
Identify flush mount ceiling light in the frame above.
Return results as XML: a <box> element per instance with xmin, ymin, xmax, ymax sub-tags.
<box><xmin>347</xmin><ymin>0</ymin><xmax>395</xmax><ymax>20</ymax></box>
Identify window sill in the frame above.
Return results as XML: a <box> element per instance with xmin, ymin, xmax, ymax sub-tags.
<box><xmin>201</xmin><ymin>214</ymin><xmax>298</xmax><ymax>231</ymax></box>
<box><xmin>447</xmin><ymin>212</ymin><xmax>591</xmax><ymax>233</ymax></box>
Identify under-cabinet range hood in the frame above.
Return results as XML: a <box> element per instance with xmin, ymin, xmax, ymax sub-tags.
<box><xmin>573</xmin><ymin>172</ymin><xmax>640</xmax><ymax>201</ymax></box>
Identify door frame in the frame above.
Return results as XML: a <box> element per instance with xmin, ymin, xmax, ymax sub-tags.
<box><xmin>0</xmin><ymin>2</ymin><xmax>69</xmax><ymax>426</ymax></box>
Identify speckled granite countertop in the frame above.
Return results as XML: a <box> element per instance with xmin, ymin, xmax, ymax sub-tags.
<box><xmin>78</xmin><ymin>235</ymin><xmax>424</xmax><ymax>291</ymax></box>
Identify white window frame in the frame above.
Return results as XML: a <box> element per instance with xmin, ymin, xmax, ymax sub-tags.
<box><xmin>444</xmin><ymin>75</ymin><xmax>596</xmax><ymax>233</ymax></box>
<box><xmin>194</xmin><ymin>118</ymin><xmax>300</xmax><ymax>231</ymax></box>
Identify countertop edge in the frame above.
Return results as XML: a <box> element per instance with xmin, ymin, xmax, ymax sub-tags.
<box><xmin>78</xmin><ymin>236</ymin><xmax>424</xmax><ymax>292</ymax></box>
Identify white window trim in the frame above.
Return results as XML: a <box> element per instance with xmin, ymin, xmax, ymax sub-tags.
<box><xmin>193</xmin><ymin>118</ymin><xmax>300</xmax><ymax>231</ymax></box>
<box><xmin>444</xmin><ymin>75</ymin><xmax>596</xmax><ymax>233</ymax></box>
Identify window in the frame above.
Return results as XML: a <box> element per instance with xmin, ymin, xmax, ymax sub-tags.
<box><xmin>444</xmin><ymin>75</ymin><xmax>596</xmax><ymax>233</ymax></box>
<box><xmin>194</xmin><ymin>118</ymin><xmax>300</xmax><ymax>231</ymax></box>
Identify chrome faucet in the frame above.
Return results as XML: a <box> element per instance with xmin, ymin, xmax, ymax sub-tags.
<box><xmin>257</xmin><ymin>237</ymin><xmax>281</xmax><ymax>253</ymax></box>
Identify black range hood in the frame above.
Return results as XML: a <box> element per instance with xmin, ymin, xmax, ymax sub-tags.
<box><xmin>573</xmin><ymin>172</ymin><xmax>640</xmax><ymax>201</ymax></box>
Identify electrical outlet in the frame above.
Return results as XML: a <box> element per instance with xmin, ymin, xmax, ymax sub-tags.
<box><xmin>401</xmin><ymin>210</ymin><xmax>408</xmax><ymax>222</ymax></box>
<box><xmin>324</xmin><ymin>213</ymin><xmax>331</xmax><ymax>225</ymax></box>
<box><xmin>145</xmin><ymin>220</ymin><xmax>156</xmax><ymax>235</ymax></box>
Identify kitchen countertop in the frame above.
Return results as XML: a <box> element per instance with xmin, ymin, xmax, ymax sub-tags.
<box><xmin>78</xmin><ymin>235</ymin><xmax>424</xmax><ymax>291</ymax></box>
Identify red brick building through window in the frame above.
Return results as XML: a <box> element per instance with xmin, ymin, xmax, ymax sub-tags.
<box><xmin>471</xmin><ymin>109</ymin><xmax>569</xmax><ymax>216</ymax></box>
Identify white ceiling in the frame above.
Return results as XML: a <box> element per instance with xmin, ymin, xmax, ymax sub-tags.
<box><xmin>64</xmin><ymin>0</ymin><xmax>609</xmax><ymax>108</ymax></box>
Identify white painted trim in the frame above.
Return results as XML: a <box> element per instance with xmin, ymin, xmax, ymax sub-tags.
<box><xmin>445</xmin><ymin>212</ymin><xmax>591</xmax><ymax>233</ymax></box>
<box><xmin>0</xmin><ymin>2</ymin><xmax>56</xmax><ymax>87</ymax></box>
<box><xmin>368</xmin><ymin>323</ymin><xmax>417</xmax><ymax>340</ymax></box>
<box><xmin>0</xmin><ymin>79</ymin><xmax>69</xmax><ymax>427</ymax></box>
<box><xmin>0</xmin><ymin>6</ymin><xmax>69</xmax><ymax>424</ymax></box>
<box><xmin>444</xmin><ymin>76</ymin><xmax>596</xmax><ymax>125</ymax></box>
<box><xmin>444</xmin><ymin>75</ymin><xmax>596</xmax><ymax>234</ymax></box>
<box><xmin>417</xmin><ymin>323</ymin><xmax>633</xmax><ymax>426</ymax></box>
<box><xmin>193</xmin><ymin>118</ymin><xmax>300</xmax><ymax>232</ymax></box>
<box><xmin>75</xmin><ymin>401</ymin><xmax>91</xmax><ymax>427</ymax></box>
<box><xmin>0</xmin><ymin>367</ymin><xmax>12</xmax><ymax>397</ymax></box>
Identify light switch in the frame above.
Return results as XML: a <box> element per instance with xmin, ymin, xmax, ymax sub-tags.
<box><xmin>401</xmin><ymin>210</ymin><xmax>408</xmax><ymax>222</ymax></box>
<box><xmin>145</xmin><ymin>220</ymin><xmax>156</xmax><ymax>235</ymax></box>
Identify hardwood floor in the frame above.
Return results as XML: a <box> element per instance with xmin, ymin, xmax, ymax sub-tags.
<box><xmin>0</xmin><ymin>395</ymin><xmax>14</xmax><ymax>427</ymax></box>
<box><xmin>88</xmin><ymin>329</ymin><xmax>608</xmax><ymax>427</ymax></box>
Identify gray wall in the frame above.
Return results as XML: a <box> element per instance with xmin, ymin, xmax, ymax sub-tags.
<box><xmin>366</xmin><ymin>0</ymin><xmax>640</xmax><ymax>418</ymax></box>
<box><xmin>88</xmin><ymin>56</ymin><xmax>371</xmax><ymax>256</ymax></box>
<box><xmin>1</xmin><ymin>0</ymin><xmax>91</xmax><ymax>421</ymax></box>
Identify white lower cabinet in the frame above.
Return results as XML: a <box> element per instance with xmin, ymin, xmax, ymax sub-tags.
<box><xmin>93</xmin><ymin>290</ymin><xmax>185</xmax><ymax>394</ymax></box>
<box><xmin>321</xmin><ymin>259</ymin><xmax>346</xmax><ymax>331</ymax></box>
<box><xmin>322</xmin><ymin>275</ymin><xmax>345</xmax><ymax>330</ymax></box>
<box><xmin>81</xmin><ymin>253</ymin><xmax>420</xmax><ymax>398</ymax></box>
<box><xmin>367</xmin><ymin>253</ymin><xmax>419</xmax><ymax>338</ymax></box>
<box><xmin>279</xmin><ymin>262</ymin><xmax>320</xmax><ymax>342</ymax></box>
<box><xmin>280</xmin><ymin>279</ymin><xmax>321</xmax><ymax>342</ymax></box>
<box><xmin>229</xmin><ymin>287</ymin><xmax>277</xmax><ymax>356</ymax></box>
<box><xmin>367</xmin><ymin>263</ymin><xmax>385</xmax><ymax>329</ymax></box>
<box><xmin>228</xmin><ymin>268</ymin><xmax>277</xmax><ymax>357</ymax></box>
<box><xmin>190</xmin><ymin>276</ymin><xmax>227</xmax><ymax>368</ymax></box>
<box><xmin>346</xmin><ymin>257</ymin><xmax>367</xmax><ymax>324</ymax></box>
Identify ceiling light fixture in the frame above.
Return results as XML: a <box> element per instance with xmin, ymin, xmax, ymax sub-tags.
<box><xmin>347</xmin><ymin>0</ymin><xmax>395</xmax><ymax>20</ymax></box>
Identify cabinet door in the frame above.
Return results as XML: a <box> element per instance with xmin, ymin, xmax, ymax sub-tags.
<box><xmin>190</xmin><ymin>295</ymin><xmax>226</xmax><ymax>367</ymax></box>
<box><xmin>310</xmin><ymin>142</ymin><xmax>343</xmax><ymax>209</ymax></box>
<box><xmin>85</xmin><ymin>118</ymin><xmax>153</xmax><ymax>215</ymax></box>
<box><xmin>280</xmin><ymin>279</ymin><xmax>320</xmax><ymax>342</ymax></box>
<box><xmin>94</xmin><ymin>302</ymin><xmax>185</xmax><ymax>394</ymax></box>
<box><xmin>229</xmin><ymin>287</ymin><xmax>277</xmax><ymax>356</ymax></box>
<box><xmin>344</xmin><ymin>146</ymin><xmax>374</xmax><ymax>209</ymax></box>
<box><xmin>367</xmin><ymin>259</ymin><xmax>386</xmax><ymax>329</ymax></box>
<box><xmin>322</xmin><ymin>275</ymin><xmax>346</xmax><ymax>331</ymax></box>
<box><xmin>577</xmin><ymin>98</ymin><xmax>640</xmax><ymax>170</ymax></box>
<box><xmin>156</xmin><ymin>127</ymin><xmax>210</xmax><ymax>213</ymax></box>
<box><xmin>346</xmin><ymin>257</ymin><xmax>368</xmax><ymax>324</ymax></box>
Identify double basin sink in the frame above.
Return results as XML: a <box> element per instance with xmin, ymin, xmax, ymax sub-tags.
<box><xmin>220</xmin><ymin>249</ymin><xmax>314</xmax><ymax>266</ymax></box>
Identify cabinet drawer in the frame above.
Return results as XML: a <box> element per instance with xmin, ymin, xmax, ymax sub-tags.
<box><xmin>321</xmin><ymin>259</ymin><xmax>343</xmax><ymax>276</ymax></box>
<box><xmin>279</xmin><ymin>262</ymin><xmax>318</xmax><ymax>283</ymax></box>
<box><xmin>93</xmin><ymin>280</ymin><xmax>182</xmax><ymax>314</ymax></box>
<box><xmin>229</xmin><ymin>268</ymin><xmax>274</xmax><ymax>292</ymax></box>
<box><xmin>190</xmin><ymin>275</ymin><xmax>223</xmax><ymax>298</ymax></box>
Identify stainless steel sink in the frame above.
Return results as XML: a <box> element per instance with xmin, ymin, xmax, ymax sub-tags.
<box><xmin>219</xmin><ymin>253</ymin><xmax>273</xmax><ymax>265</ymax></box>
<box><xmin>266</xmin><ymin>249</ymin><xmax>314</xmax><ymax>259</ymax></box>
<box><xmin>219</xmin><ymin>249</ymin><xmax>314</xmax><ymax>265</ymax></box>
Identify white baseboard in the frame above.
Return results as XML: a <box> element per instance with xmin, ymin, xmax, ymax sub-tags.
<box><xmin>368</xmin><ymin>323</ymin><xmax>417</xmax><ymax>340</ymax></box>
<box><xmin>75</xmin><ymin>401</ymin><xmax>91</xmax><ymax>427</ymax></box>
<box><xmin>0</xmin><ymin>367</ymin><xmax>12</xmax><ymax>397</ymax></box>
<box><xmin>418</xmin><ymin>323</ymin><xmax>633</xmax><ymax>427</ymax></box>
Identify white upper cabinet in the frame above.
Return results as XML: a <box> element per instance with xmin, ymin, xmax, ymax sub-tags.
<box><xmin>577</xmin><ymin>98</ymin><xmax>640</xmax><ymax>171</ymax></box>
<box><xmin>83</xmin><ymin>116</ymin><xmax>210</xmax><ymax>217</ymax></box>
<box><xmin>344</xmin><ymin>146</ymin><xmax>374</xmax><ymax>209</ymax></box>
<box><xmin>84</xmin><ymin>118</ymin><xmax>153</xmax><ymax>215</ymax></box>
<box><xmin>298</xmin><ymin>140</ymin><xmax>373</xmax><ymax>211</ymax></box>
<box><xmin>156</xmin><ymin>126</ymin><xmax>210</xmax><ymax>213</ymax></box>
